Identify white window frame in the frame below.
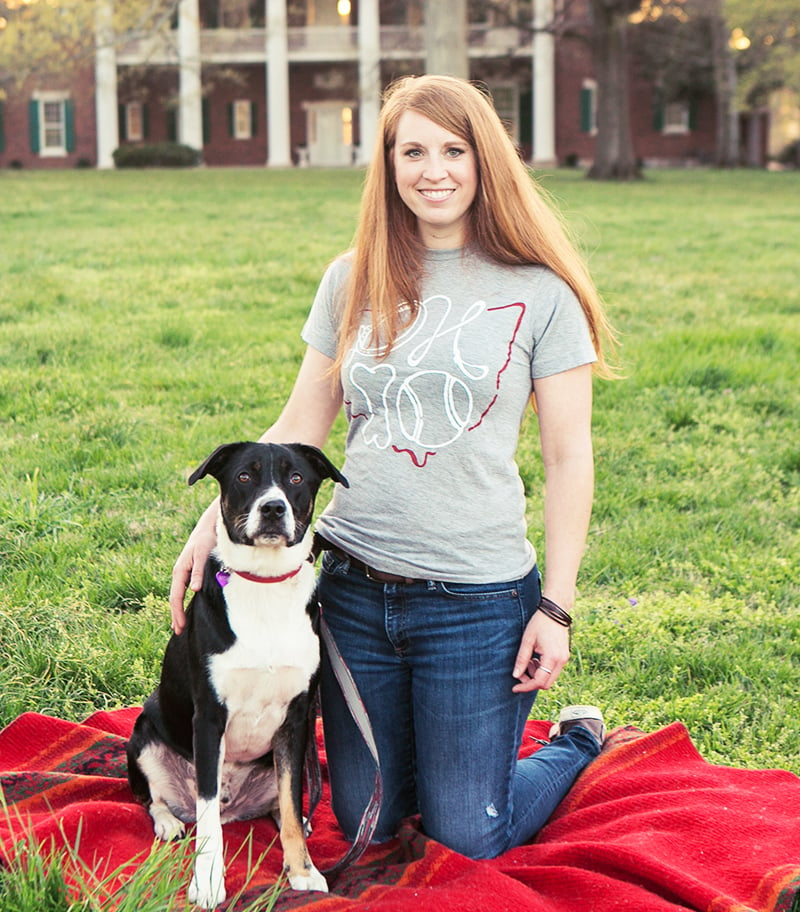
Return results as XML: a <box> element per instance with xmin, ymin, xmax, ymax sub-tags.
<box><xmin>341</xmin><ymin>105</ymin><xmax>353</xmax><ymax>147</ymax></box>
<box><xmin>662</xmin><ymin>101</ymin><xmax>690</xmax><ymax>135</ymax></box>
<box><xmin>232</xmin><ymin>99</ymin><xmax>252</xmax><ymax>140</ymax></box>
<box><xmin>483</xmin><ymin>0</ymin><xmax>532</xmax><ymax>25</ymax></box>
<box><xmin>34</xmin><ymin>91</ymin><xmax>69</xmax><ymax>158</ymax></box>
<box><xmin>488</xmin><ymin>83</ymin><xmax>519</xmax><ymax>144</ymax></box>
<box><xmin>220</xmin><ymin>0</ymin><xmax>251</xmax><ymax>28</ymax></box>
<box><xmin>126</xmin><ymin>101</ymin><xmax>144</xmax><ymax>142</ymax></box>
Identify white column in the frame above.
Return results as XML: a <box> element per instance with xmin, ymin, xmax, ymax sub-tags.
<box><xmin>95</xmin><ymin>0</ymin><xmax>118</xmax><ymax>169</ymax></box>
<box><xmin>357</xmin><ymin>0</ymin><xmax>381</xmax><ymax>166</ymax></box>
<box><xmin>532</xmin><ymin>0</ymin><xmax>556</xmax><ymax>166</ymax></box>
<box><xmin>178</xmin><ymin>0</ymin><xmax>203</xmax><ymax>152</ymax></box>
<box><xmin>266</xmin><ymin>0</ymin><xmax>291</xmax><ymax>166</ymax></box>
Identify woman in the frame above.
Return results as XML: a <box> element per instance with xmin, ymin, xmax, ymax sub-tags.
<box><xmin>170</xmin><ymin>74</ymin><xmax>615</xmax><ymax>860</ymax></box>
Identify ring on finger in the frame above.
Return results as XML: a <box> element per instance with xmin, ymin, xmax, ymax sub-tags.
<box><xmin>538</xmin><ymin>665</ymin><xmax>553</xmax><ymax>674</ymax></box>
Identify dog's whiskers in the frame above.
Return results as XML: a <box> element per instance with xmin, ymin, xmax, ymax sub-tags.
<box><xmin>232</xmin><ymin>514</ymin><xmax>251</xmax><ymax>537</ymax></box>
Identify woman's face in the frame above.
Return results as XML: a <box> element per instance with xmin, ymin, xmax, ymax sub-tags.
<box><xmin>392</xmin><ymin>110</ymin><xmax>478</xmax><ymax>249</ymax></box>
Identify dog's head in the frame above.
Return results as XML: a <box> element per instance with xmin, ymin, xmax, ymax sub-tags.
<box><xmin>189</xmin><ymin>441</ymin><xmax>348</xmax><ymax>549</ymax></box>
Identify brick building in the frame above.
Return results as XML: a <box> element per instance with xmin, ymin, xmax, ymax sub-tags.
<box><xmin>0</xmin><ymin>0</ymin><xmax>726</xmax><ymax>171</ymax></box>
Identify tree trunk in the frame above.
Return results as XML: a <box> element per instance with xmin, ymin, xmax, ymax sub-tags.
<box><xmin>709</xmin><ymin>3</ymin><xmax>740</xmax><ymax>166</ymax></box>
<box><xmin>587</xmin><ymin>0</ymin><xmax>642</xmax><ymax>180</ymax></box>
<box><xmin>425</xmin><ymin>0</ymin><xmax>469</xmax><ymax>78</ymax></box>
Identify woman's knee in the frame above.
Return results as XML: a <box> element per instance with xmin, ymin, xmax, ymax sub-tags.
<box><xmin>422</xmin><ymin>804</ymin><xmax>510</xmax><ymax>859</ymax></box>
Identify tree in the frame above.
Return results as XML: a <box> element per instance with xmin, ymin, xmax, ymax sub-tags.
<box><xmin>425</xmin><ymin>0</ymin><xmax>469</xmax><ymax>77</ymax></box>
<box><xmin>633</xmin><ymin>0</ymin><xmax>799</xmax><ymax>166</ymax></box>
<box><xmin>484</xmin><ymin>0</ymin><xmax>796</xmax><ymax>173</ymax></box>
<box><xmin>632</xmin><ymin>0</ymin><xmax>739</xmax><ymax>166</ymax></box>
<box><xmin>726</xmin><ymin>0</ymin><xmax>800</xmax><ymax>106</ymax></box>
<box><xmin>0</xmin><ymin>0</ymin><xmax>179</xmax><ymax>94</ymax></box>
<box><xmin>709</xmin><ymin>0</ymin><xmax>739</xmax><ymax>166</ymax></box>
<box><xmin>587</xmin><ymin>0</ymin><xmax>642</xmax><ymax>179</ymax></box>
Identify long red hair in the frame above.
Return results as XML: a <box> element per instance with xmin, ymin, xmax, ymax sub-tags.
<box><xmin>334</xmin><ymin>74</ymin><xmax>616</xmax><ymax>377</ymax></box>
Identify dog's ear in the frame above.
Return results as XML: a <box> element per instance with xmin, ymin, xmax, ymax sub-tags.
<box><xmin>188</xmin><ymin>442</ymin><xmax>249</xmax><ymax>486</ymax></box>
<box><xmin>292</xmin><ymin>444</ymin><xmax>349</xmax><ymax>489</ymax></box>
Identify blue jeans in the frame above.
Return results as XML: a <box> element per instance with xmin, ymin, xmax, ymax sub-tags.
<box><xmin>317</xmin><ymin>551</ymin><xmax>600</xmax><ymax>859</ymax></box>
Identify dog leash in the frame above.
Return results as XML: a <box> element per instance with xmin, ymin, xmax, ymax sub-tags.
<box><xmin>305</xmin><ymin>534</ymin><xmax>383</xmax><ymax>881</ymax></box>
<box><xmin>315</xmin><ymin>614</ymin><xmax>383</xmax><ymax>881</ymax></box>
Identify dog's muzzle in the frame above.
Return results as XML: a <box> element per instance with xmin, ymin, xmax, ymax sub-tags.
<box><xmin>247</xmin><ymin>493</ymin><xmax>295</xmax><ymax>543</ymax></box>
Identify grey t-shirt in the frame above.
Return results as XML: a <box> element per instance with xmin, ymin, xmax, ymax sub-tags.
<box><xmin>302</xmin><ymin>247</ymin><xmax>596</xmax><ymax>584</ymax></box>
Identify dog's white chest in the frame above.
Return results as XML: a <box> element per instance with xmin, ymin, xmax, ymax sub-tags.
<box><xmin>214</xmin><ymin>665</ymin><xmax>310</xmax><ymax>762</ymax></box>
<box><xmin>208</xmin><ymin>576</ymin><xmax>319</xmax><ymax>763</ymax></box>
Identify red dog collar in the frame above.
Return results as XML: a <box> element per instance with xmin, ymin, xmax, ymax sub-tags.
<box><xmin>216</xmin><ymin>565</ymin><xmax>303</xmax><ymax>587</ymax></box>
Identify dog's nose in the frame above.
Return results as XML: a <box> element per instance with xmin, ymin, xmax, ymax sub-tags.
<box><xmin>261</xmin><ymin>500</ymin><xmax>287</xmax><ymax>519</ymax></box>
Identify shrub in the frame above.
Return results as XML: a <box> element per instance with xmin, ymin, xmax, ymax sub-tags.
<box><xmin>112</xmin><ymin>142</ymin><xmax>201</xmax><ymax>169</ymax></box>
<box><xmin>776</xmin><ymin>139</ymin><xmax>800</xmax><ymax>168</ymax></box>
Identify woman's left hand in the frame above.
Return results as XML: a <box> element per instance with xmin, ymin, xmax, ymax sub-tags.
<box><xmin>511</xmin><ymin>611</ymin><xmax>570</xmax><ymax>692</ymax></box>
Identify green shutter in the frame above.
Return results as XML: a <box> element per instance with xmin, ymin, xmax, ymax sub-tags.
<box><xmin>64</xmin><ymin>100</ymin><xmax>76</xmax><ymax>153</ymax></box>
<box><xmin>518</xmin><ymin>90</ymin><xmax>532</xmax><ymax>148</ymax></box>
<box><xmin>0</xmin><ymin>101</ymin><xmax>5</xmax><ymax>154</ymax></box>
<box><xmin>167</xmin><ymin>108</ymin><xmax>177</xmax><ymax>142</ymax></box>
<box><xmin>29</xmin><ymin>99</ymin><xmax>41</xmax><ymax>154</ymax></box>
<box><xmin>119</xmin><ymin>104</ymin><xmax>128</xmax><ymax>141</ymax></box>
<box><xmin>202</xmin><ymin>98</ymin><xmax>210</xmax><ymax>145</ymax></box>
<box><xmin>653</xmin><ymin>100</ymin><xmax>665</xmax><ymax>132</ymax></box>
<box><xmin>250</xmin><ymin>101</ymin><xmax>257</xmax><ymax>137</ymax></box>
<box><xmin>688</xmin><ymin>98</ymin><xmax>698</xmax><ymax>131</ymax></box>
<box><xmin>580</xmin><ymin>87</ymin><xmax>593</xmax><ymax>133</ymax></box>
<box><xmin>228</xmin><ymin>102</ymin><xmax>234</xmax><ymax>137</ymax></box>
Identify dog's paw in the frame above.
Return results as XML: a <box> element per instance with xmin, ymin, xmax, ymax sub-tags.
<box><xmin>187</xmin><ymin>871</ymin><xmax>227</xmax><ymax>909</ymax></box>
<box><xmin>155</xmin><ymin>817</ymin><xmax>186</xmax><ymax>842</ymax></box>
<box><xmin>150</xmin><ymin>806</ymin><xmax>186</xmax><ymax>842</ymax></box>
<box><xmin>287</xmin><ymin>863</ymin><xmax>328</xmax><ymax>893</ymax></box>
<box><xmin>189</xmin><ymin>862</ymin><xmax>227</xmax><ymax>908</ymax></box>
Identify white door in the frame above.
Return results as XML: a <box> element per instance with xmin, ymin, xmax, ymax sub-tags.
<box><xmin>306</xmin><ymin>103</ymin><xmax>353</xmax><ymax>166</ymax></box>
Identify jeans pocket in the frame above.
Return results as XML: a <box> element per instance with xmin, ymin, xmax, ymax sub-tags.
<box><xmin>437</xmin><ymin>580</ymin><xmax>520</xmax><ymax>600</ymax></box>
<box><xmin>438</xmin><ymin>569</ymin><xmax>540</xmax><ymax>630</ymax></box>
<box><xmin>321</xmin><ymin>548</ymin><xmax>350</xmax><ymax>577</ymax></box>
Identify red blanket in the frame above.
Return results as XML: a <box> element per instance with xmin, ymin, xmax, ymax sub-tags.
<box><xmin>0</xmin><ymin>708</ymin><xmax>798</xmax><ymax>911</ymax></box>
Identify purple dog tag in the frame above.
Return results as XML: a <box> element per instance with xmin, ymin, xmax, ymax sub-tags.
<box><xmin>216</xmin><ymin>569</ymin><xmax>231</xmax><ymax>588</ymax></box>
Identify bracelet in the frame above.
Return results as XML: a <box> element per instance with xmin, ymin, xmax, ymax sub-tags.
<box><xmin>537</xmin><ymin>596</ymin><xmax>573</xmax><ymax>628</ymax></box>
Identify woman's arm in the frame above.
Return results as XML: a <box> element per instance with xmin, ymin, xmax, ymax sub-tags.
<box><xmin>168</xmin><ymin>346</ymin><xmax>343</xmax><ymax>633</ymax></box>
<box><xmin>512</xmin><ymin>363</ymin><xmax>594</xmax><ymax>693</ymax></box>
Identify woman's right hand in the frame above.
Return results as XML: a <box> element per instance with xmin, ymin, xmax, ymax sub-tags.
<box><xmin>169</xmin><ymin>499</ymin><xmax>219</xmax><ymax>634</ymax></box>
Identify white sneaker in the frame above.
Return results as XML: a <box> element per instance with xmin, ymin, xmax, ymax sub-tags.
<box><xmin>549</xmin><ymin>705</ymin><xmax>606</xmax><ymax>745</ymax></box>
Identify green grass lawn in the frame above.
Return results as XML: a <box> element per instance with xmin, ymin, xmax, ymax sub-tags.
<box><xmin>1</xmin><ymin>166</ymin><xmax>799</xmax><ymax>782</ymax></box>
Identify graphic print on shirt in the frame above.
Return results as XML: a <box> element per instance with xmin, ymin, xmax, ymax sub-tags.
<box><xmin>344</xmin><ymin>295</ymin><xmax>525</xmax><ymax>467</ymax></box>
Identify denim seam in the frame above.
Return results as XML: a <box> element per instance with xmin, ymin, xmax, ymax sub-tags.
<box><xmin>496</xmin><ymin>581</ymin><xmax>539</xmax><ymax>854</ymax></box>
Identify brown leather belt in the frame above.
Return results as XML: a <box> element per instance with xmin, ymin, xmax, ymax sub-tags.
<box><xmin>313</xmin><ymin>534</ymin><xmax>424</xmax><ymax>585</ymax></box>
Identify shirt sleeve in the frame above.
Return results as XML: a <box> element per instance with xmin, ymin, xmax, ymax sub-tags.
<box><xmin>301</xmin><ymin>257</ymin><xmax>351</xmax><ymax>360</ymax></box>
<box><xmin>530</xmin><ymin>273</ymin><xmax>597</xmax><ymax>379</ymax></box>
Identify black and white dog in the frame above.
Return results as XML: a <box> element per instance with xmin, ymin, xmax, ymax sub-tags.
<box><xmin>127</xmin><ymin>441</ymin><xmax>347</xmax><ymax>908</ymax></box>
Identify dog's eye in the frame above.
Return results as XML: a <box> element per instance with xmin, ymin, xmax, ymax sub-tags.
<box><xmin>238</xmin><ymin>472</ymin><xmax>251</xmax><ymax>484</ymax></box>
<box><xmin>289</xmin><ymin>472</ymin><xmax>303</xmax><ymax>485</ymax></box>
